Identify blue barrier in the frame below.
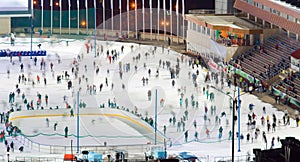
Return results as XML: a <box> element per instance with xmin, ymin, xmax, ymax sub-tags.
<box><xmin>0</xmin><ymin>50</ymin><xmax>46</xmax><ymax>57</ymax></box>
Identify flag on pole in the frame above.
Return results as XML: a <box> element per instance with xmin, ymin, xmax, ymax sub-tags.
<box><xmin>68</xmin><ymin>0</ymin><xmax>71</xmax><ymax>8</ymax></box>
<box><xmin>111</xmin><ymin>0</ymin><xmax>113</xmax><ymax>10</ymax></box>
<box><xmin>85</xmin><ymin>0</ymin><xmax>88</xmax><ymax>8</ymax></box>
<box><xmin>119</xmin><ymin>0</ymin><xmax>121</xmax><ymax>10</ymax></box>
<box><xmin>142</xmin><ymin>0</ymin><xmax>145</xmax><ymax>13</ymax></box>
<box><xmin>149</xmin><ymin>0</ymin><xmax>152</xmax><ymax>13</ymax></box>
<box><xmin>50</xmin><ymin>0</ymin><xmax>52</xmax><ymax>7</ymax></box>
<box><xmin>103</xmin><ymin>0</ymin><xmax>105</xmax><ymax>9</ymax></box>
<box><xmin>169</xmin><ymin>0</ymin><xmax>172</xmax><ymax>16</ymax></box>
<box><xmin>41</xmin><ymin>0</ymin><xmax>43</xmax><ymax>7</ymax></box>
<box><xmin>182</xmin><ymin>0</ymin><xmax>185</xmax><ymax>16</ymax></box>
<box><xmin>176</xmin><ymin>0</ymin><xmax>178</xmax><ymax>15</ymax></box>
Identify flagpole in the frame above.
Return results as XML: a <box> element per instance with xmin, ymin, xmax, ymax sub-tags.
<box><xmin>111</xmin><ymin>0</ymin><xmax>114</xmax><ymax>32</ymax></box>
<box><xmin>41</xmin><ymin>0</ymin><xmax>43</xmax><ymax>33</ymax></box>
<box><xmin>94</xmin><ymin>0</ymin><xmax>97</xmax><ymax>58</ymax></box>
<box><xmin>170</xmin><ymin>0</ymin><xmax>172</xmax><ymax>41</ymax></box>
<box><xmin>77</xmin><ymin>0</ymin><xmax>80</xmax><ymax>35</ymax></box>
<box><xmin>135</xmin><ymin>0</ymin><xmax>137</xmax><ymax>39</ymax></box>
<box><xmin>182</xmin><ymin>0</ymin><xmax>185</xmax><ymax>39</ymax></box>
<box><xmin>150</xmin><ymin>0</ymin><xmax>152</xmax><ymax>40</ymax></box>
<box><xmin>157</xmin><ymin>0</ymin><xmax>160</xmax><ymax>40</ymax></box>
<box><xmin>86</xmin><ymin>0</ymin><xmax>88</xmax><ymax>35</ymax></box>
<box><xmin>142</xmin><ymin>0</ymin><xmax>145</xmax><ymax>40</ymax></box>
<box><xmin>59</xmin><ymin>0</ymin><xmax>62</xmax><ymax>34</ymax></box>
<box><xmin>163</xmin><ymin>0</ymin><xmax>166</xmax><ymax>41</ymax></box>
<box><xmin>68</xmin><ymin>0</ymin><xmax>71</xmax><ymax>34</ymax></box>
<box><xmin>119</xmin><ymin>0</ymin><xmax>122</xmax><ymax>35</ymax></box>
<box><xmin>176</xmin><ymin>0</ymin><xmax>179</xmax><ymax>43</ymax></box>
<box><xmin>50</xmin><ymin>0</ymin><xmax>53</xmax><ymax>35</ymax></box>
<box><xmin>127</xmin><ymin>0</ymin><xmax>129</xmax><ymax>37</ymax></box>
<box><xmin>103</xmin><ymin>0</ymin><xmax>105</xmax><ymax>36</ymax></box>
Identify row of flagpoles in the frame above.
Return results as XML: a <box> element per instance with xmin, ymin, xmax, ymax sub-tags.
<box><xmin>39</xmin><ymin>0</ymin><xmax>185</xmax><ymax>39</ymax></box>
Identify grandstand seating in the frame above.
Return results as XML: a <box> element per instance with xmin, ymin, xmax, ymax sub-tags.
<box><xmin>0</xmin><ymin>50</ymin><xmax>46</xmax><ymax>57</ymax></box>
<box><xmin>273</xmin><ymin>71</ymin><xmax>300</xmax><ymax>107</ymax></box>
<box><xmin>231</xmin><ymin>35</ymin><xmax>300</xmax><ymax>82</ymax></box>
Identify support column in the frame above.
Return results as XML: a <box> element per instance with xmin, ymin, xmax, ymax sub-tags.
<box><xmin>255</xmin><ymin>16</ymin><xmax>257</xmax><ymax>22</ymax></box>
<box><xmin>271</xmin><ymin>23</ymin><xmax>273</xmax><ymax>29</ymax></box>
<box><xmin>287</xmin><ymin>31</ymin><xmax>290</xmax><ymax>38</ymax></box>
<box><xmin>296</xmin><ymin>34</ymin><xmax>299</xmax><ymax>41</ymax></box>
<box><xmin>247</xmin><ymin>13</ymin><xmax>250</xmax><ymax>19</ymax></box>
<box><xmin>262</xmin><ymin>20</ymin><xmax>265</xmax><ymax>27</ymax></box>
<box><xmin>250</xmin><ymin>34</ymin><xmax>254</xmax><ymax>46</ymax></box>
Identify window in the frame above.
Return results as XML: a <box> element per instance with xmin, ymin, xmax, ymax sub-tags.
<box><xmin>280</xmin><ymin>12</ymin><xmax>287</xmax><ymax>19</ymax></box>
<box><xmin>288</xmin><ymin>15</ymin><xmax>295</xmax><ymax>22</ymax></box>
<box><xmin>193</xmin><ymin>23</ymin><xmax>197</xmax><ymax>31</ymax></box>
<box><xmin>207</xmin><ymin>28</ymin><xmax>211</xmax><ymax>36</ymax></box>
<box><xmin>202</xmin><ymin>26</ymin><xmax>206</xmax><ymax>34</ymax></box>
<box><xmin>263</xmin><ymin>6</ymin><xmax>270</xmax><ymax>12</ymax></box>
<box><xmin>197</xmin><ymin>25</ymin><xmax>201</xmax><ymax>33</ymax></box>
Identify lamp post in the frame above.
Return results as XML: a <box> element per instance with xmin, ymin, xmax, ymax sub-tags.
<box><xmin>30</xmin><ymin>0</ymin><xmax>34</xmax><ymax>59</ymax></box>
<box><xmin>94</xmin><ymin>0</ymin><xmax>97</xmax><ymax>58</ymax></box>
<box><xmin>210</xmin><ymin>85</ymin><xmax>244</xmax><ymax>162</ymax></box>
<box><xmin>210</xmin><ymin>85</ymin><xmax>236</xmax><ymax>162</ymax></box>
<box><xmin>76</xmin><ymin>91</ymin><xmax>80</xmax><ymax>153</ymax></box>
<box><xmin>154</xmin><ymin>89</ymin><xmax>158</xmax><ymax>145</ymax></box>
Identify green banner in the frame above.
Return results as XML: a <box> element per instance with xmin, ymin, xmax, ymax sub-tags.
<box><xmin>227</xmin><ymin>64</ymin><xmax>260</xmax><ymax>84</ymax></box>
<box><xmin>272</xmin><ymin>87</ymin><xmax>300</xmax><ymax>108</ymax></box>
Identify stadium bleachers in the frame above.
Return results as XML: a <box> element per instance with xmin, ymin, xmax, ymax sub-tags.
<box><xmin>0</xmin><ymin>50</ymin><xmax>46</xmax><ymax>57</ymax></box>
<box><xmin>273</xmin><ymin>71</ymin><xmax>300</xmax><ymax>106</ymax></box>
<box><xmin>231</xmin><ymin>35</ymin><xmax>300</xmax><ymax>82</ymax></box>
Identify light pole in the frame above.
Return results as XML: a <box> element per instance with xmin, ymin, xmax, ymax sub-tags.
<box><xmin>154</xmin><ymin>89</ymin><xmax>158</xmax><ymax>145</ymax></box>
<box><xmin>94</xmin><ymin>0</ymin><xmax>97</xmax><ymax>58</ymax></box>
<box><xmin>76</xmin><ymin>91</ymin><xmax>80</xmax><ymax>153</ymax></box>
<box><xmin>210</xmin><ymin>85</ymin><xmax>236</xmax><ymax>162</ymax></box>
<box><xmin>211</xmin><ymin>85</ymin><xmax>244</xmax><ymax>162</ymax></box>
<box><xmin>30</xmin><ymin>0</ymin><xmax>34</xmax><ymax>59</ymax></box>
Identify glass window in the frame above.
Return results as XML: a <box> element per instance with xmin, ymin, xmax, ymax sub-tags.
<box><xmin>207</xmin><ymin>28</ymin><xmax>211</xmax><ymax>36</ymax></box>
<box><xmin>263</xmin><ymin>6</ymin><xmax>270</xmax><ymax>12</ymax></box>
<box><xmin>288</xmin><ymin>15</ymin><xmax>294</xmax><ymax>22</ymax></box>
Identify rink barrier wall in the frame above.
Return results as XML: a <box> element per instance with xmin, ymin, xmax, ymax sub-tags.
<box><xmin>9</xmin><ymin>108</ymin><xmax>166</xmax><ymax>154</ymax></box>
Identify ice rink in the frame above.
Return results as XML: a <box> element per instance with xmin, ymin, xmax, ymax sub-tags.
<box><xmin>0</xmin><ymin>36</ymin><xmax>299</xmax><ymax>161</ymax></box>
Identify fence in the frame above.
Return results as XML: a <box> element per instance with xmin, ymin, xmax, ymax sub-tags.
<box><xmin>214</xmin><ymin>155</ymin><xmax>252</xmax><ymax>162</ymax></box>
<box><xmin>11</xmin><ymin>8</ymin><xmax>187</xmax><ymax>42</ymax></box>
<box><xmin>14</xmin><ymin>156</ymin><xmax>64</xmax><ymax>162</ymax></box>
<box><xmin>16</xmin><ymin>134</ymin><xmax>160</xmax><ymax>155</ymax></box>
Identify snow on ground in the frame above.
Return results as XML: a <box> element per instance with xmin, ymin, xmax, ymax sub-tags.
<box><xmin>0</xmin><ymin>37</ymin><xmax>299</xmax><ymax>162</ymax></box>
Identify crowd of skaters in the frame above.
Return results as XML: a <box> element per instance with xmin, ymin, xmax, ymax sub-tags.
<box><xmin>1</xmin><ymin>37</ymin><xmax>300</xmax><ymax>160</ymax></box>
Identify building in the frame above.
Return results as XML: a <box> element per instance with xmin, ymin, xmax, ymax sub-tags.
<box><xmin>290</xmin><ymin>49</ymin><xmax>300</xmax><ymax>72</ymax></box>
<box><xmin>215</xmin><ymin>0</ymin><xmax>236</xmax><ymax>14</ymax></box>
<box><xmin>185</xmin><ymin>14</ymin><xmax>263</xmax><ymax>69</ymax></box>
<box><xmin>234</xmin><ymin>0</ymin><xmax>300</xmax><ymax>40</ymax></box>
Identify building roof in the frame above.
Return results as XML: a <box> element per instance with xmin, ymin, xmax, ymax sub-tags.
<box><xmin>291</xmin><ymin>48</ymin><xmax>300</xmax><ymax>59</ymax></box>
<box><xmin>234</xmin><ymin>0</ymin><xmax>300</xmax><ymax>35</ymax></box>
<box><xmin>185</xmin><ymin>14</ymin><xmax>263</xmax><ymax>34</ymax></box>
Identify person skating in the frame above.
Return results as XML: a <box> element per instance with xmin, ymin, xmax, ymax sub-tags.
<box><xmin>184</xmin><ymin>130</ymin><xmax>188</xmax><ymax>143</ymax></box>
<box><xmin>70</xmin><ymin>109</ymin><xmax>74</xmax><ymax>117</ymax></box>
<box><xmin>54</xmin><ymin>122</ymin><xmax>58</xmax><ymax>131</ymax></box>
<box><xmin>64</xmin><ymin>126</ymin><xmax>68</xmax><ymax>138</ymax></box>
